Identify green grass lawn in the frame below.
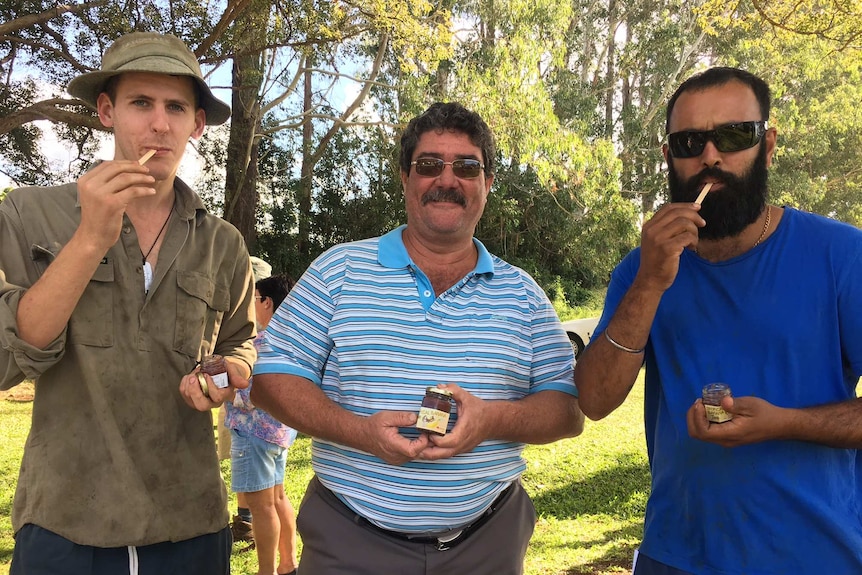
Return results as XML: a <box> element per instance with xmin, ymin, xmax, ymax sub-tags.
<box><xmin>0</xmin><ymin>378</ymin><xmax>648</xmax><ymax>575</ymax></box>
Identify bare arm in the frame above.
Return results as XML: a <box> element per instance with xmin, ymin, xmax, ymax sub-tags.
<box><xmin>251</xmin><ymin>373</ymin><xmax>431</xmax><ymax>465</ymax></box>
<box><xmin>574</xmin><ymin>286</ymin><xmax>657</xmax><ymax>420</ymax></box>
<box><xmin>576</xmin><ymin>202</ymin><xmax>705</xmax><ymax>420</ymax></box>
<box><xmin>17</xmin><ymin>161</ymin><xmax>156</xmax><ymax>348</ymax></box>
<box><xmin>419</xmin><ymin>386</ymin><xmax>584</xmax><ymax>461</ymax></box>
<box><xmin>688</xmin><ymin>394</ymin><xmax>862</xmax><ymax>449</ymax></box>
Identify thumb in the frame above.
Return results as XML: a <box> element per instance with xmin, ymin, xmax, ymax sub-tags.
<box><xmin>387</xmin><ymin>409</ymin><xmax>419</xmax><ymax>427</ymax></box>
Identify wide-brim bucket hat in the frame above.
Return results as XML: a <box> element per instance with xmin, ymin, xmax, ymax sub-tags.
<box><xmin>67</xmin><ymin>32</ymin><xmax>231</xmax><ymax>125</ymax></box>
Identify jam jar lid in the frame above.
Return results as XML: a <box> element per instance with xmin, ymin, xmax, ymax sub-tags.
<box><xmin>425</xmin><ymin>386</ymin><xmax>453</xmax><ymax>397</ymax></box>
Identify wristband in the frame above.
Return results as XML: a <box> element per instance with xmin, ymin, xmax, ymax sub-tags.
<box><xmin>604</xmin><ymin>330</ymin><xmax>645</xmax><ymax>354</ymax></box>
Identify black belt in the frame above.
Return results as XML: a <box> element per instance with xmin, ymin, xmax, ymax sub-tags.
<box><xmin>316</xmin><ymin>478</ymin><xmax>516</xmax><ymax>551</ymax></box>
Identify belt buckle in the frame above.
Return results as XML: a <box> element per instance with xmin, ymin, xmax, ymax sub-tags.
<box><xmin>435</xmin><ymin>529</ymin><xmax>463</xmax><ymax>551</ymax></box>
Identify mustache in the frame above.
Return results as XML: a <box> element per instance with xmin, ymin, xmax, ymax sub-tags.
<box><xmin>692</xmin><ymin>167</ymin><xmax>739</xmax><ymax>191</ymax></box>
<box><xmin>421</xmin><ymin>188</ymin><xmax>466</xmax><ymax>207</ymax></box>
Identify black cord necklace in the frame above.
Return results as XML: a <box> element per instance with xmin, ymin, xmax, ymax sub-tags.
<box><xmin>141</xmin><ymin>209</ymin><xmax>172</xmax><ymax>264</ymax></box>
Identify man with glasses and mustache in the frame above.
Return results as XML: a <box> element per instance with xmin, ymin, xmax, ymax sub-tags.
<box><xmin>251</xmin><ymin>102</ymin><xmax>585</xmax><ymax>574</ymax></box>
<box><xmin>575</xmin><ymin>67</ymin><xmax>862</xmax><ymax>574</ymax></box>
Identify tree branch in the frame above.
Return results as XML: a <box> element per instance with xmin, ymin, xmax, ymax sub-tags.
<box><xmin>0</xmin><ymin>1</ymin><xmax>109</xmax><ymax>36</ymax></box>
<box><xmin>0</xmin><ymin>99</ymin><xmax>106</xmax><ymax>135</ymax></box>
<box><xmin>309</xmin><ymin>33</ymin><xmax>390</xmax><ymax>167</ymax></box>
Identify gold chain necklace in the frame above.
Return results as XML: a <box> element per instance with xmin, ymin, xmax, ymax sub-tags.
<box><xmin>752</xmin><ymin>205</ymin><xmax>771</xmax><ymax>248</ymax></box>
<box><xmin>693</xmin><ymin>204</ymin><xmax>772</xmax><ymax>256</ymax></box>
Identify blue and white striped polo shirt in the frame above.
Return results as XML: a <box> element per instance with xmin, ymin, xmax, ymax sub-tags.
<box><xmin>255</xmin><ymin>225</ymin><xmax>577</xmax><ymax>533</ymax></box>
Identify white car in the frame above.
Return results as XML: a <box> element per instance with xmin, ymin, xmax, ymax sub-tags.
<box><xmin>560</xmin><ymin>317</ymin><xmax>600</xmax><ymax>359</ymax></box>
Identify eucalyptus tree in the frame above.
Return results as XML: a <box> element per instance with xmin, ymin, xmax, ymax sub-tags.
<box><xmin>0</xmin><ymin>0</ymin><xmax>452</xmax><ymax>258</ymax></box>
<box><xmin>712</xmin><ymin>16</ymin><xmax>862</xmax><ymax>226</ymax></box>
<box><xmin>0</xmin><ymin>0</ymin><xmax>252</xmax><ymax>184</ymax></box>
<box><xmin>194</xmin><ymin>0</ymin><xmax>452</xmax><ymax>256</ymax></box>
<box><xmin>413</xmin><ymin>0</ymin><xmax>642</xmax><ymax>299</ymax></box>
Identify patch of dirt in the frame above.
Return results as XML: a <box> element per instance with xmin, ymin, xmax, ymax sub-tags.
<box><xmin>0</xmin><ymin>380</ymin><xmax>34</xmax><ymax>402</ymax></box>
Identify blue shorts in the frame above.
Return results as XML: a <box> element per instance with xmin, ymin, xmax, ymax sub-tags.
<box><xmin>229</xmin><ymin>428</ymin><xmax>289</xmax><ymax>493</ymax></box>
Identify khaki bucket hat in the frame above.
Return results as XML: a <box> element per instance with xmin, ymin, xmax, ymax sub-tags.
<box><xmin>67</xmin><ymin>32</ymin><xmax>230</xmax><ymax>125</ymax></box>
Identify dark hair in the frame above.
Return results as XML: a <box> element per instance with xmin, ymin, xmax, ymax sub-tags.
<box><xmin>665</xmin><ymin>67</ymin><xmax>771</xmax><ymax>133</ymax></box>
<box><xmin>255</xmin><ymin>273</ymin><xmax>294</xmax><ymax>308</ymax></box>
<box><xmin>399</xmin><ymin>102</ymin><xmax>496</xmax><ymax>176</ymax></box>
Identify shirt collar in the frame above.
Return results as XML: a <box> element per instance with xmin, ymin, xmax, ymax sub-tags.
<box><xmin>377</xmin><ymin>225</ymin><xmax>495</xmax><ymax>276</ymax></box>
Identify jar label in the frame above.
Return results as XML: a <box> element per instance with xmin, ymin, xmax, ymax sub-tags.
<box><xmin>417</xmin><ymin>407</ymin><xmax>450</xmax><ymax>435</ymax></box>
<box><xmin>705</xmin><ymin>404</ymin><xmax>732</xmax><ymax>423</ymax></box>
<box><xmin>211</xmin><ymin>372</ymin><xmax>229</xmax><ymax>390</ymax></box>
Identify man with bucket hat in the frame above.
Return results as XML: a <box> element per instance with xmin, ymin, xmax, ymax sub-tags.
<box><xmin>0</xmin><ymin>31</ymin><xmax>256</xmax><ymax>574</ymax></box>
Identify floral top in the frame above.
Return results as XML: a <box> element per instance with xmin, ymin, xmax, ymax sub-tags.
<box><xmin>225</xmin><ymin>333</ymin><xmax>297</xmax><ymax>448</ymax></box>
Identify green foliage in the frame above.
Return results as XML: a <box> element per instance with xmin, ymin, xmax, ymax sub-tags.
<box><xmin>547</xmin><ymin>280</ymin><xmax>606</xmax><ymax>320</ymax></box>
<box><xmin>713</xmin><ymin>15</ymin><xmax>862</xmax><ymax>226</ymax></box>
<box><xmin>478</xmin><ymin>141</ymin><xmax>637</xmax><ymax>297</ymax></box>
<box><xmin>253</xmin><ymin>111</ymin><xmax>406</xmax><ymax>280</ymax></box>
<box><xmin>3</xmin><ymin>0</ymin><xmax>862</xmax><ymax>302</ymax></box>
<box><xmin>0</xmin><ymin>79</ymin><xmax>50</xmax><ymax>186</ymax></box>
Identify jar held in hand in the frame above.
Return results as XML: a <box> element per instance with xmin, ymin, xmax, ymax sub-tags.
<box><xmin>416</xmin><ymin>386</ymin><xmax>454</xmax><ymax>436</ymax></box>
<box><xmin>199</xmin><ymin>354</ymin><xmax>230</xmax><ymax>396</ymax></box>
<box><xmin>702</xmin><ymin>383</ymin><xmax>733</xmax><ymax>423</ymax></box>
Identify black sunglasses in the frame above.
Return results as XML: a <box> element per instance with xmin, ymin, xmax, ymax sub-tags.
<box><xmin>411</xmin><ymin>158</ymin><xmax>485</xmax><ymax>179</ymax></box>
<box><xmin>667</xmin><ymin>121</ymin><xmax>768</xmax><ymax>158</ymax></box>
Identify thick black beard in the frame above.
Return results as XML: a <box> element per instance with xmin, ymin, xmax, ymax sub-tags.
<box><xmin>668</xmin><ymin>143</ymin><xmax>769</xmax><ymax>240</ymax></box>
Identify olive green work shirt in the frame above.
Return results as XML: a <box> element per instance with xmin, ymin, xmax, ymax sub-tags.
<box><xmin>0</xmin><ymin>178</ymin><xmax>257</xmax><ymax>547</ymax></box>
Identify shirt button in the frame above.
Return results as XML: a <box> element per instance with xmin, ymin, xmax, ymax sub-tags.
<box><xmin>123</xmin><ymin>226</ymin><xmax>131</xmax><ymax>234</ymax></box>
<box><xmin>423</xmin><ymin>290</ymin><xmax>431</xmax><ymax>297</ymax></box>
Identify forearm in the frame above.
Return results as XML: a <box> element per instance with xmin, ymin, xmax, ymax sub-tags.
<box><xmin>17</xmin><ymin>233</ymin><xmax>105</xmax><ymax>349</ymax></box>
<box><xmin>252</xmin><ymin>373</ymin><xmax>373</xmax><ymax>450</ymax></box>
<box><xmin>783</xmin><ymin>398</ymin><xmax>862</xmax><ymax>448</ymax></box>
<box><xmin>484</xmin><ymin>391</ymin><xmax>584</xmax><ymax>444</ymax></box>
<box><xmin>214</xmin><ymin>256</ymin><xmax>256</xmax><ymax>378</ymax></box>
<box><xmin>574</xmin><ymin>279</ymin><xmax>661</xmax><ymax>420</ymax></box>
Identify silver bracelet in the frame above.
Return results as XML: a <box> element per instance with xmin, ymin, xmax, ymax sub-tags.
<box><xmin>604</xmin><ymin>330</ymin><xmax>645</xmax><ymax>354</ymax></box>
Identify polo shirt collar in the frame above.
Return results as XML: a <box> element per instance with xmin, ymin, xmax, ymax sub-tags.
<box><xmin>378</xmin><ymin>225</ymin><xmax>495</xmax><ymax>276</ymax></box>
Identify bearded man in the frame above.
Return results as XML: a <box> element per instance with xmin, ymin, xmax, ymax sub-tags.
<box><xmin>574</xmin><ymin>67</ymin><xmax>862</xmax><ymax>575</ymax></box>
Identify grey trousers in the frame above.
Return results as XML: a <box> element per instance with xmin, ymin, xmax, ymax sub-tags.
<box><xmin>296</xmin><ymin>476</ymin><xmax>536</xmax><ymax>575</ymax></box>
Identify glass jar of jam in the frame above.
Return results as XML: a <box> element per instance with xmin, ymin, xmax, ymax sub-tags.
<box><xmin>702</xmin><ymin>382</ymin><xmax>733</xmax><ymax>423</ymax></box>
<box><xmin>200</xmin><ymin>354</ymin><xmax>230</xmax><ymax>392</ymax></box>
<box><xmin>416</xmin><ymin>386</ymin><xmax>453</xmax><ymax>436</ymax></box>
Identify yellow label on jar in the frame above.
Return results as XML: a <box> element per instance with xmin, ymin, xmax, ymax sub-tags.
<box><xmin>705</xmin><ymin>404</ymin><xmax>732</xmax><ymax>423</ymax></box>
<box><xmin>417</xmin><ymin>407</ymin><xmax>450</xmax><ymax>435</ymax></box>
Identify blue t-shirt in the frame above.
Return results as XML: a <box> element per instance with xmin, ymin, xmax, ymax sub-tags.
<box><xmin>256</xmin><ymin>226</ymin><xmax>577</xmax><ymax>533</ymax></box>
<box><xmin>597</xmin><ymin>208</ymin><xmax>862</xmax><ymax>574</ymax></box>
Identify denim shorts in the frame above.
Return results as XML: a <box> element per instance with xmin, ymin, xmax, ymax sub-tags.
<box><xmin>229</xmin><ymin>428</ymin><xmax>288</xmax><ymax>493</ymax></box>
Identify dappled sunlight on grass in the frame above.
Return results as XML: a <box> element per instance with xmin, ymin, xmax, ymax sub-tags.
<box><xmin>523</xmin><ymin>373</ymin><xmax>648</xmax><ymax>574</ymax></box>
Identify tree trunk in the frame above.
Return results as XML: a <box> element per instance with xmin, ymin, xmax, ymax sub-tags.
<box><xmin>297</xmin><ymin>56</ymin><xmax>314</xmax><ymax>259</ymax></box>
<box><xmin>223</xmin><ymin>2</ymin><xmax>267</xmax><ymax>249</ymax></box>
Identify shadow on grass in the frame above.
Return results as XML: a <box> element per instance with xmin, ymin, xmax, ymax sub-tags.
<box><xmin>0</xmin><ymin>545</ymin><xmax>11</xmax><ymax>565</ymax></box>
<box><xmin>560</xmin><ymin>523</ymin><xmax>642</xmax><ymax>575</ymax></box>
<box><xmin>531</xmin><ymin>452</ymin><xmax>650</xmax><ymax>574</ymax></box>
<box><xmin>532</xmin><ymin>452</ymin><xmax>650</xmax><ymax>518</ymax></box>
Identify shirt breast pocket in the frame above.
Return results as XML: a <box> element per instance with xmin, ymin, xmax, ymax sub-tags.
<box><xmin>173</xmin><ymin>270</ymin><xmax>230</xmax><ymax>358</ymax></box>
<box><xmin>67</xmin><ymin>260</ymin><xmax>114</xmax><ymax>347</ymax></box>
